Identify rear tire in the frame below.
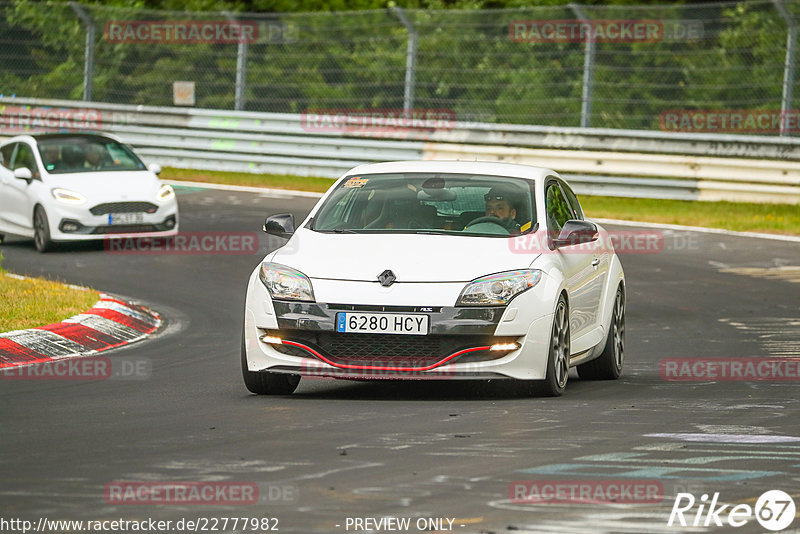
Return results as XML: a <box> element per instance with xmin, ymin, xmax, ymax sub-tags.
<box><xmin>578</xmin><ymin>285</ymin><xmax>625</xmax><ymax>380</ymax></box>
<box><xmin>530</xmin><ymin>295</ymin><xmax>570</xmax><ymax>397</ymax></box>
<box><xmin>33</xmin><ymin>206</ymin><xmax>53</xmax><ymax>253</ymax></box>
<box><xmin>241</xmin><ymin>328</ymin><xmax>300</xmax><ymax>395</ymax></box>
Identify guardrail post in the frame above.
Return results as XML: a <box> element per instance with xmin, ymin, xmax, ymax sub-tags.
<box><xmin>224</xmin><ymin>11</ymin><xmax>248</xmax><ymax>111</ymax></box>
<box><xmin>569</xmin><ymin>3</ymin><xmax>595</xmax><ymax>128</ymax></box>
<box><xmin>772</xmin><ymin>0</ymin><xmax>797</xmax><ymax>136</ymax></box>
<box><xmin>390</xmin><ymin>6</ymin><xmax>417</xmax><ymax>113</ymax></box>
<box><xmin>69</xmin><ymin>2</ymin><xmax>95</xmax><ymax>102</ymax></box>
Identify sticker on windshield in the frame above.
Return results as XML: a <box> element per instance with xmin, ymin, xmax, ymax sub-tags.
<box><xmin>343</xmin><ymin>177</ymin><xmax>369</xmax><ymax>188</ymax></box>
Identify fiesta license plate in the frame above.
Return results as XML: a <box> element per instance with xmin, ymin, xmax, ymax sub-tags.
<box><xmin>336</xmin><ymin>313</ymin><xmax>429</xmax><ymax>335</ymax></box>
<box><xmin>109</xmin><ymin>213</ymin><xmax>144</xmax><ymax>225</ymax></box>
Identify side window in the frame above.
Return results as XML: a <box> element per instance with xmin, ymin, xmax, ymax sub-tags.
<box><xmin>560</xmin><ymin>181</ymin><xmax>584</xmax><ymax>220</ymax></box>
<box><xmin>545</xmin><ymin>182</ymin><xmax>572</xmax><ymax>234</ymax></box>
<box><xmin>0</xmin><ymin>144</ymin><xmax>15</xmax><ymax>169</ymax></box>
<box><xmin>13</xmin><ymin>144</ymin><xmax>40</xmax><ymax>179</ymax></box>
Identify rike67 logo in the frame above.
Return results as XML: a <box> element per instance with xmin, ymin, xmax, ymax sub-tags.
<box><xmin>668</xmin><ymin>490</ymin><xmax>795</xmax><ymax>531</ymax></box>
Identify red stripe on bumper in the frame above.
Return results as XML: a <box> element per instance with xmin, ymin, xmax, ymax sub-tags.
<box><xmin>0</xmin><ymin>338</ymin><xmax>51</xmax><ymax>368</ymax></box>
<box><xmin>35</xmin><ymin>323</ymin><xmax>125</xmax><ymax>351</ymax></box>
<box><xmin>282</xmin><ymin>341</ymin><xmax>491</xmax><ymax>372</ymax></box>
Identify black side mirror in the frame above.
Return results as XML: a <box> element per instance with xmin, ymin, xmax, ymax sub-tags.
<box><xmin>553</xmin><ymin>220</ymin><xmax>598</xmax><ymax>248</ymax></box>
<box><xmin>263</xmin><ymin>213</ymin><xmax>295</xmax><ymax>238</ymax></box>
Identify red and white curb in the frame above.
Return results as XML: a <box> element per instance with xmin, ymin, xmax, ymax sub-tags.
<box><xmin>0</xmin><ymin>294</ymin><xmax>161</xmax><ymax>370</ymax></box>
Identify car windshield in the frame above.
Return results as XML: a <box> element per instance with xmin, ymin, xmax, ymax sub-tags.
<box><xmin>311</xmin><ymin>172</ymin><xmax>536</xmax><ymax>237</ymax></box>
<box><xmin>37</xmin><ymin>137</ymin><xmax>146</xmax><ymax>174</ymax></box>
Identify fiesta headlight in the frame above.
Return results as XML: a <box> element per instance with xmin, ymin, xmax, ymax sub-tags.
<box><xmin>258</xmin><ymin>262</ymin><xmax>315</xmax><ymax>302</ymax></box>
<box><xmin>456</xmin><ymin>269</ymin><xmax>542</xmax><ymax>306</ymax></box>
<box><xmin>157</xmin><ymin>184</ymin><xmax>175</xmax><ymax>202</ymax></box>
<box><xmin>51</xmin><ymin>188</ymin><xmax>87</xmax><ymax>205</ymax></box>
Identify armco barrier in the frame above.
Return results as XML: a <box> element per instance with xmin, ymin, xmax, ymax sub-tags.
<box><xmin>1</xmin><ymin>97</ymin><xmax>799</xmax><ymax>203</ymax></box>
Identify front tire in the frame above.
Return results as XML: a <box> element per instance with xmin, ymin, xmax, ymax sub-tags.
<box><xmin>531</xmin><ymin>296</ymin><xmax>570</xmax><ymax>397</ymax></box>
<box><xmin>33</xmin><ymin>206</ymin><xmax>53</xmax><ymax>253</ymax></box>
<box><xmin>241</xmin><ymin>328</ymin><xmax>300</xmax><ymax>395</ymax></box>
<box><xmin>578</xmin><ymin>285</ymin><xmax>625</xmax><ymax>380</ymax></box>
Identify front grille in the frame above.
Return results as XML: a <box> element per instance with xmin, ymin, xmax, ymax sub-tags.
<box><xmin>271</xmin><ymin>330</ymin><xmax>515</xmax><ymax>368</ymax></box>
<box><xmin>90</xmin><ymin>202</ymin><xmax>158</xmax><ymax>215</ymax></box>
<box><xmin>325</xmin><ymin>333</ymin><xmax>443</xmax><ymax>358</ymax></box>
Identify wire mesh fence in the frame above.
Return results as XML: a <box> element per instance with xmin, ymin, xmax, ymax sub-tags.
<box><xmin>1</xmin><ymin>0</ymin><xmax>798</xmax><ymax>133</ymax></box>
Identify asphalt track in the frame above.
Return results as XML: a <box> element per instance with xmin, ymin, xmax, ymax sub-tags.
<box><xmin>1</xmin><ymin>186</ymin><xmax>800</xmax><ymax>534</ymax></box>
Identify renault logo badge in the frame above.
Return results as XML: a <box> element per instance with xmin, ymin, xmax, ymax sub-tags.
<box><xmin>377</xmin><ymin>270</ymin><xmax>396</xmax><ymax>287</ymax></box>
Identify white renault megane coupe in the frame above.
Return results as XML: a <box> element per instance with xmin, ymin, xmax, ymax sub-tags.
<box><xmin>242</xmin><ymin>161</ymin><xmax>625</xmax><ymax>396</ymax></box>
<box><xmin>0</xmin><ymin>133</ymin><xmax>178</xmax><ymax>252</ymax></box>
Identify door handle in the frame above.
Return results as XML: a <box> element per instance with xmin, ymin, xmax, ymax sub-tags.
<box><xmin>592</xmin><ymin>258</ymin><xmax>600</xmax><ymax>267</ymax></box>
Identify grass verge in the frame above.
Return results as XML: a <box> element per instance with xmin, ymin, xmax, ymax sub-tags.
<box><xmin>0</xmin><ymin>261</ymin><xmax>100</xmax><ymax>332</ymax></box>
<box><xmin>162</xmin><ymin>167</ymin><xmax>800</xmax><ymax>236</ymax></box>
<box><xmin>580</xmin><ymin>196</ymin><xmax>800</xmax><ymax>235</ymax></box>
<box><xmin>162</xmin><ymin>167</ymin><xmax>335</xmax><ymax>193</ymax></box>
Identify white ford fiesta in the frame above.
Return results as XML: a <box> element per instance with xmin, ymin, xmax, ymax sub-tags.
<box><xmin>242</xmin><ymin>161</ymin><xmax>625</xmax><ymax>396</ymax></box>
<box><xmin>0</xmin><ymin>132</ymin><xmax>178</xmax><ymax>252</ymax></box>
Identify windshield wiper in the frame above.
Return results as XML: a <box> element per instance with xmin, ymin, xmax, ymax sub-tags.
<box><xmin>314</xmin><ymin>228</ymin><xmax>360</xmax><ymax>234</ymax></box>
<box><xmin>412</xmin><ymin>230</ymin><xmax>453</xmax><ymax>235</ymax></box>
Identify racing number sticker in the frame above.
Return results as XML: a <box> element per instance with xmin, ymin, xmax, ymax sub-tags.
<box><xmin>343</xmin><ymin>177</ymin><xmax>369</xmax><ymax>188</ymax></box>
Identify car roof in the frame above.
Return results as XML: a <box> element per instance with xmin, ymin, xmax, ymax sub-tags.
<box><xmin>343</xmin><ymin>160</ymin><xmax>557</xmax><ymax>181</ymax></box>
<box><xmin>33</xmin><ymin>132</ymin><xmax>122</xmax><ymax>143</ymax></box>
<box><xmin>1</xmin><ymin>132</ymin><xmax>123</xmax><ymax>145</ymax></box>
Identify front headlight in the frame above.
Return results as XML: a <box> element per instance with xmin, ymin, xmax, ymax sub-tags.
<box><xmin>456</xmin><ymin>269</ymin><xmax>542</xmax><ymax>306</ymax></box>
<box><xmin>157</xmin><ymin>184</ymin><xmax>175</xmax><ymax>202</ymax></box>
<box><xmin>51</xmin><ymin>188</ymin><xmax>87</xmax><ymax>205</ymax></box>
<box><xmin>258</xmin><ymin>263</ymin><xmax>315</xmax><ymax>302</ymax></box>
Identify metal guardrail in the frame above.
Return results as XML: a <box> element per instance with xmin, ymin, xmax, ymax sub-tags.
<box><xmin>2</xmin><ymin>97</ymin><xmax>800</xmax><ymax>203</ymax></box>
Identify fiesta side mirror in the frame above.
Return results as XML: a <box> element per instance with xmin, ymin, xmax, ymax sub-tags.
<box><xmin>13</xmin><ymin>167</ymin><xmax>33</xmax><ymax>183</ymax></box>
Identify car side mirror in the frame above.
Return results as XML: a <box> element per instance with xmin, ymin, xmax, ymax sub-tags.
<box><xmin>263</xmin><ymin>213</ymin><xmax>295</xmax><ymax>238</ymax></box>
<box><xmin>148</xmin><ymin>163</ymin><xmax>162</xmax><ymax>175</ymax></box>
<box><xmin>553</xmin><ymin>220</ymin><xmax>598</xmax><ymax>248</ymax></box>
<box><xmin>13</xmin><ymin>167</ymin><xmax>33</xmax><ymax>183</ymax></box>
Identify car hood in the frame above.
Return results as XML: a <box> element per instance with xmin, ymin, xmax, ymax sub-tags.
<box><xmin>44</xmin><ymin>171</ymin><xmax>161</xmax><ymax>201</ymax></box>
<box><xmin>271</xmin><ymin>228</ymin><xmax>541</xmax><ymax>282</ymax></box>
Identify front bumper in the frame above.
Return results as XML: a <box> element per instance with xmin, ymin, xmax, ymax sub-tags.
<box><xmin>243</xmin><ymin>271</ymin><xmax>556</xmax><ymax>381</ymax></box>
<box><xmin>47</xmin><ymin>199</ymin><xmax>179</xmax><ymax>241</ymax></box>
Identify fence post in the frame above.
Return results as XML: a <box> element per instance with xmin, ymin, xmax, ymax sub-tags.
<box><xmin>224</xmin><ymin>11</ymin><xmax>248</xmax><ymax>111</ymax></box>
<box><xmin>569</xmin><ymin>3</ymin><xmax>594</xmax><ymax>128</ymax></box>
<box><xmin>772</xmin><ymin>0</ymin><xmax>796</xmax><ymax>136</ymax></box>
<box><xmin>69</xmin><ymin>2</ymin><xmax>95</xmax><ymax>102</ymax></box>
<box><xmin>390</xmin><ymin>6</ymin><xmax>417</xmax><ymax>113</ymax></box>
